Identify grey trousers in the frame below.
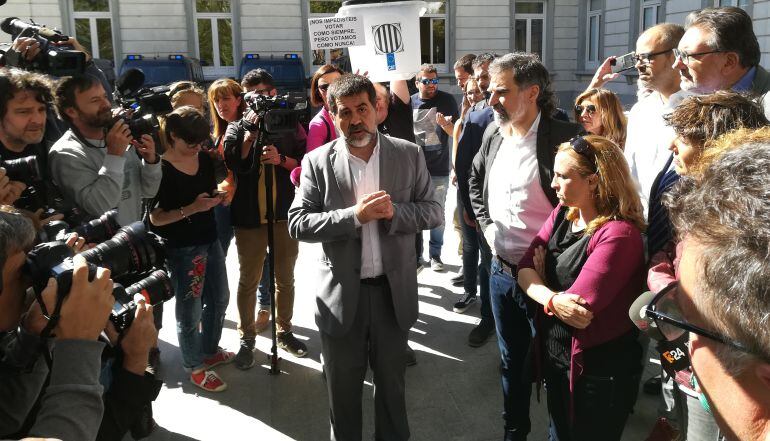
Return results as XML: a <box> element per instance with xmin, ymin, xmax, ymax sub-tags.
<box><xmin>320</xmin><ymin>280</ymin><xmax>410</xmax><ymax>441</ymax></box>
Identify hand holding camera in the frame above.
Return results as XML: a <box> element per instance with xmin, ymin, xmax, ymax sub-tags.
<box><xmin>0</xmin><ymin>167</ymin><xmax>28</xmax><ymax>205</ymax></box>
<box><xmin>116</xmin><ymin>297</ymin><xmax>158</xmax><ymax>375</ymax></box>
<box><xmin>10</xmin><ymin>36</ymin><xmax>41</xmax><ymax>62</ymax></box>
<box><xmin>261</xmin><ymin>145</ymin><xmax>281</xmax><ymax>165</ymax></box>
<box><xmin>132</xmin><ymin>134</ymin><xmax>157</xmax><ymax>164</ymax></box>
<box><xmin>106</xmin><ymin>119</ymin><xmax>133</xmax><ymax>157</ymax></box>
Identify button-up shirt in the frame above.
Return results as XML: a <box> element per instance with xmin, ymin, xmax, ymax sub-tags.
<box><xmin>346</xmin><ymin>139</ymin><xmax>383</xmax><ymax>278</ymax></box>
<box><xmin>485</xmin><ymin>112</ymin><xmax>554</xmax><ymax>263</ymax></box>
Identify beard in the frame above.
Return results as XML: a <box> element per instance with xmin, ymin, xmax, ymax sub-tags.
<box><xmin>0</xmin><ymin>122</ymin><xmax>44</xmax><ymax>147</ymax></box>
<box><xmin>492</xmin><ymin>103</ymin><xmax>510</xmax><ymax>126</ymax></box>
<box><xmin>80</xmin><ymin>107</ymin><xmax>113</xmax><ymax>129</ymax></box>
<box><xmin>345</xmin><ymin>124</ymin><xmax>376</xmax><ymax>149</ymax></box>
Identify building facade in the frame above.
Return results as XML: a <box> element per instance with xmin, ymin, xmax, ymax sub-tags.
<box><xmin>2</xmin><ymin>0</ymin><xmax>768</xmax><ymax>106</ymax></box>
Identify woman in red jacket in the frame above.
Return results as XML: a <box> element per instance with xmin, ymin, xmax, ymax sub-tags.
<box><xmin>517</xmin><ymin>135</ymin><xmax>646</xmax><ymax>441</ymax></box>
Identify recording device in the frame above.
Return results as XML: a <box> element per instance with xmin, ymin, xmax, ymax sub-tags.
<box><xmin>25</xmin><ymin>221</ymin><xmax>166</xmax><ymax>299</ymax></box>
<box><xmin>111</xmin><ymin>269</ymin><xmax>173</xmax><ymax>332</ymax></box>
<box><xmin>110</xmin><ymin>68</ymin><xmax>173</xmax><ymax>139</ymax></box>
<box><xmin>610</xmin><ymin>51</ymin><xmax>636</xmax><ymax>74</ymax></box>
<box><xmin>241</xmin><ymin>91</ymin><xmax>308</xmax><ymax>142</ymax></box>
<box><xmin>38</xmin><ymin>208</ymin><xmax>121</xmax><ymax>244</ymax></box>
<box><xmin>630</xmin><ymin>290</ymin><xmax>691</xmax><ymax>376</ymax></box>
<box><xmin>0</xmin><ymin>154</ymin><xmax>41</xmax><ymax>183</ymax></box>
<box><xmin>0</xmin><ymin>17</ymin><xmax>86</xmax><ymax>77</ymax></box>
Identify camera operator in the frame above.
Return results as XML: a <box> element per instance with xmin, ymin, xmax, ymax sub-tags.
<box><xmin>0</xmin><ymin>68</ymin><xmax>67</xmax><ymax>225</ymax></box>
<box><xmin>49</xmin><ymin>74</ymin><xmax>161</xmax><ymax>227</ymax></box>
<box><xmin>222</xmin><ymin>69</ymin><xmax>309</xmax><ymax>368</ymax></box>
<box><xmin>0</xmin><ymin>208</ymin><xmax>112</xmax><ymax>440</ymax></box>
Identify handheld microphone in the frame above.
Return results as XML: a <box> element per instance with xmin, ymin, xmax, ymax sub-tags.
<box><xmin>629</xmin><ymin>290</ymin><xmax>691</xmax><ymax>375</ymax></box>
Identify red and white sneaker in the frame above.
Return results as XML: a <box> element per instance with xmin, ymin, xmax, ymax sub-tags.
<box><xmin>203</xmin><ymin>347</ymin><xmax>235</xmax><ymax>369</ymax></box>
<box><xmin>190</xmin><ymin>370</ymin><xmax>227</xmax><ymax>392</ymax></box>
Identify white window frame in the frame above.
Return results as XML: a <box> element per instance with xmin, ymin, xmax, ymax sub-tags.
<box><xmin>640</xmin><ymin>0</ymin><xmax>661</xmax><ymax>32</ymax></box>
<box><xmin>714</xmin><ymin>0</ymin><xmax>750</xmax><ymax>8</ymax></box>
<box><xmin>194</xmin><ymin>1</ymin><xmax>235</xmax><ymax>79</ymax></box>
<box><xmin>513</xmin><ymin>1</ymin><xmax>546</xmax><ymax>63</ymax></box>
<box><xmin>421</xmin><ymin>1</ymin><xmax>448</xmax><ymax>72</ymax></box>
<box><xmin>586</xmin><ymin>1</ymin><xmax>602</xmax><ymax>69</ymax></box>
<box><xmin>70</xmin><ymin>1</ymin><xmax>114</xmax><ymax>63</ymax></box>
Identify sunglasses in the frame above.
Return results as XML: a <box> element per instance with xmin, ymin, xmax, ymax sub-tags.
<box><xmin>420</xmin><ymin>78</ymin><xmax>439</xmax><ymax>85</ymax></box>
<box><xmin>574</xmin><ymin>104</ymin><xmax>597</xmax><ymax>115</ymax></box>
<box><xmin>645</xmin><ymin>282</ymin><xmax>769</xmax><ymax>362</ymax></box>
<box><xmin>569</xmin><ymin>136</ymin><xmax>597</xmax><ymax>168</ymax></box>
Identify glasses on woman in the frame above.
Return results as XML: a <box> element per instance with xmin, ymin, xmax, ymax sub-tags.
<box><xmin>420</xmin><ymin>78</ymin><xmax>439</xmax><ymax>85</ymax></box>
<box><xmin>645</xmin><ymin>282</ymin><xmax>769</xmax><ymax>361</ymax></box>
<box><xmin>574</xmin><ymin>104</ymin><xmax>597</xmax><ymax>115</ymax></box>
<box><xmin>569</xmin><ymin>136</ymin><xmax>597</xmax><ymax>167</ymax></box>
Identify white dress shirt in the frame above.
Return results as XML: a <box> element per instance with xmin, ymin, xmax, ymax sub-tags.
<box><xmin>485</xmin><ymin>113</ymin><xmax>554</xmax><ymax>263</ymax></box>
<box><xmin>345</xmin><ymin>139</ymin><xmax>384</xmax><ymax>278</ymax></box>
<box><xmin>624</xmin><ymin>90</ymin><xmax>689</xmax><ymax>217</ymax></box>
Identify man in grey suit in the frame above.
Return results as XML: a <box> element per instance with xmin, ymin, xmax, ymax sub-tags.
<box><xmin>288</xmin><ymin>74</ymin><xmax>441</xmax><ymax>441</ymax></box>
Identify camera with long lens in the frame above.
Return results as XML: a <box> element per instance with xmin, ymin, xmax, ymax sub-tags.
<box><xmin>109</xmin><ymin>68</ymin><xmax>173</xmax><ymax>139</ymax></box>
<box><xmin>38</xmin><ymin>208</ymin><xmax>120</xmax><ymax>244</ymax></box>
<box><xmin>0</xmin><ymin>17</ymin><xmax>86</xmax><ymax>77</ymax></box>
<box><xmin>25</xmin><ymin>221</ymin><xmax>166</xmax><ymax>300</ymax></box>
<box><xmin>1</xmin><ymin>154</ymin><xmax>42</xmax><ymax>183</ymax></box>
<box><xmin>111</xmin><ymin>269</ymin><xmax>173</xmax><ymax>332</ymax></box>
<box><xmin>241</xmin><ymin>91</ymin><xmax>308</xmax><ymax>141</ymax></box>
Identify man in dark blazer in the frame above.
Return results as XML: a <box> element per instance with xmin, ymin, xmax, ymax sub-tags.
<box><xmin>288</xmin><ymin>74</ymin><xmax>441</xmax><ymax>441</ymax></box>
<box><xmin>468</xmin><ymin>53</ymin><xmax>582</xmax><ymax>441</ymax></box>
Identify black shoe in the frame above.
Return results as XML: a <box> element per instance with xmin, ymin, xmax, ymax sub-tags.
<box><xmin>235</xmin><ymin>340</ymin><xmax>256</xmax><ymax>370</ymax></box>
<box><xmin>468</xmin><ymin>319</ymin><xmax>495</xmax><ymax>347</ymax></box>
<box><xmin>406</xmin><ymin>345</ymin><xmax>417</xmax><ymax>366</ymax></box>
<box><xmin>453</xmin><ymin>292</ymin><xmax>477</xmax><ymax>313</ymax></box>
<box><xmin>643</xmin><ymin>375</ymin><xmax>662</xmax><ymax>395</ymax></box>
<box><xmin>450</xmin><ymin>267</ymin><xmax>464</xmax><ymax>286</ymax></box>
<box><xmin>503</xmin><ymin>428</ymin><xmax>528</xmax><ymax>441</ymax></box>
<box><xmin>277</xmin><ymin>331</ymin><xmax>308</xmax><ymax>358</ymax></box>
<box><xmin>129</xmin><ymin>403</ymin><xmax>157</xmax><ymax>439</ymax></box>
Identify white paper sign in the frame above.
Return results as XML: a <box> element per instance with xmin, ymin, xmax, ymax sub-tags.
<box><xmin>308</xmin><ymin>16</ymin><xmax>365</xmax><ymax>50</ymax></box>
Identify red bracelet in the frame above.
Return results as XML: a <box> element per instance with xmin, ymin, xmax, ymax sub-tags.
<box><xmin>544</xmin><ymin>292</ymin><xmax>557</xmax><ymax>316</ymax></box>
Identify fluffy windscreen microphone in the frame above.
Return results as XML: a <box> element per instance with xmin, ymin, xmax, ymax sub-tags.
<box><xmin>115</xmin><ymin>68</ymin><xmax>145</xmax><ymax>97</ymax></box>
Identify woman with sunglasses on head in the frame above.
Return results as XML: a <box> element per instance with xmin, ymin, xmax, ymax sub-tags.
<box><xmin>149</xmin><ymin>106</ymin><xmax>233</xmax><ymax>392</ymax></box>
<box><xmin>290</xmin><ymin>65</ymin><xmax>344</xmax><ymax>186</ymax></box>
<box><xmin>573</xmin><ymin>88</ymin><xmax>627</xmax><ymax>148</ymax></box>
<box><xmin>517</xmin><ymin>135</ymin><xmax>646</xmax><ymax>441</ymax></box>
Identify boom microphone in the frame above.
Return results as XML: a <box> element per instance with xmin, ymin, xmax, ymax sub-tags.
<box><xmin>115</xmin><ymin>68</ymin><xmax>145</xmax><ymax>97</ymax></box>
<box><xmin>630</xmin><ymin>290</ymin><xmax>692</xmax><ymax>375</ymax></box>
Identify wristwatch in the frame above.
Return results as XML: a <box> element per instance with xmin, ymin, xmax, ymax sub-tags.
<box><xmin>279</xmin><ymin>154</ymin><xmax>286</xmax><ymax>164</ymax></box>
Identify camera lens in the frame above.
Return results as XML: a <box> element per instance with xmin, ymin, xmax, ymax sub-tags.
<box><xmin>71</xmin><ymin>209</ymin><xmax>120</xmax><ymax>244</ymax></box>
<box><xmin>78</xmin><ymin>221</ymin><xmax>165</xmax><ymax>278</ymax></box>
<box><xmin>110</xmin><ymin>270</ymin><xmax>173</xmax><ymax>332</ymax></box>
<box><xmin>2</xmin><ymin>155</ymin><xmax>41</xmax><ymax>183</ymax></box>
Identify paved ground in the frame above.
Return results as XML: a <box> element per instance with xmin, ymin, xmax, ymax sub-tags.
<box><xmin>138</xmin><ymin>186</ymin><xmax>659</xmax><ymax>441</ymax></box>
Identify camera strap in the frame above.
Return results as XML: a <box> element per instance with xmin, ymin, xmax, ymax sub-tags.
<box><xmin>70</xmin><ymin>126</ymin><xmax>107</xmax><ymax>151</ymax></box>
<box><xmin>34</xmin><ymin>288</ymin><xmax>66</xmax><ymax>370</ymax></box>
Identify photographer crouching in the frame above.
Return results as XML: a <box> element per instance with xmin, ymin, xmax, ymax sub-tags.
<box><xmin>0</xmin><ymin>206</ymin><xmax>161</xmax><ymax>441</ymax></box>
<box><xmin>222</xmin><ymin>69</ymin><xmax>309</xmax><ymax>368</ymax></box>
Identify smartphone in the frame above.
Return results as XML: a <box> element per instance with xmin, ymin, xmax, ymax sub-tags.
<box><xmin>211</xmin><ymin>190</ymin><xmax>228</xmax><ymax>197</ymax></box>
<box><xmin>610</xmin><ymin>52</ymin><xmax>636</xmax><ymax>73</ymax></box>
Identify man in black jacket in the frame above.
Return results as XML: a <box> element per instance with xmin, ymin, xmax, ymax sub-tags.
<box><xmin>468</xmin><ymin>53</ymin><xmax>581</xmax><ymax>441</ymax></box>
<box><xmin>222</xmin><ymin>70</ymin><xmax>308</xmax><ymax>369</ymax></box>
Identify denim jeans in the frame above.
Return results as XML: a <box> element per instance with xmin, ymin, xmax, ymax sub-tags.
<box><xmin>490</xmin><ymin>257</ymin><xmax>532</xmax><ymax>434</ymax></box>
<box><xmin>214</xmin><ymin>204</ymin><xmax>234</xmax><ymax>255</ymax></box>
<box><xmin>459</xmin><ymin>198</ymin><xmax>492</xmax><ymax>321</ymax></box>
<box><xmin>417</xmin><ymin>175</ymin><xmax>448</xmax><ymax>260</ymax></box>
<box><xmin>166</xmin><ymin>240</ymin><xmax>230</xmax><ymax>371</ymax></box>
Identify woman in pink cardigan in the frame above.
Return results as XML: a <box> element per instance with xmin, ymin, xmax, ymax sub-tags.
<box><xmin>517</xmin><ymin>135</ymin><xmax>646</xmax><ymax>441</ymax></box>
<box><xmin>290</xmin><ymin>64</ymin><xmax>344</xmax><ymax>185</ymax></box>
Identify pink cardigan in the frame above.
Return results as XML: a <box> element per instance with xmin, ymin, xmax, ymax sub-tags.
<box><xmin>291</xmin><ymin>107</ymin><xmax>338</xmax><ymax>186</ymax></box>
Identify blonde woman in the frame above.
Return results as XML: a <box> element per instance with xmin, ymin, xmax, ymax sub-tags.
<box><xmin>517</xmin><ymin>135</ymin><xmax>645</xmax><ymax>440</ymax></box>
<box><xmin>573</xmin><ymin>88</ymin><xmax>627</xmax><ymax>148</ymax></box>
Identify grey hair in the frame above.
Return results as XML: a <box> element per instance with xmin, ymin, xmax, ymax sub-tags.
<box><xmin>489</xmin><ymin>52</ymin><xmax>556</xmax><ymax>116</ymax></box>
<box><xmin>326</xmin><ymin>74</ymin><xmax>376</xmax><ymax>115</ymax></box>
<box><xmin>665</xmin><ymin>141</ymin><xmax>770</xmax><ymax>374</ymax></box>
<box><xmin>472</xmin><ymin>52</ymin><xmax>497</xmax><ymax>71</ymax></box>
<box><xmin>684</xmin><ymin>7</ymin><xmax>760</xmax><ymax>68</ymax></box>
<box><xmin>0</xmin><ymin>206</ymin><xmax>36</xmax><ymax>277</ymax></box>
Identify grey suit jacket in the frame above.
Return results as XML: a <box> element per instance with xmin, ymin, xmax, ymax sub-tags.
<box><xmin>288</xmin><ymin>133</ymin><xmax>442</xmax><ymax>337</ymax></box>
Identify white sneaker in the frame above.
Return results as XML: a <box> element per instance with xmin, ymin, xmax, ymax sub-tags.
<box><xmin>430</xmin><ymin>257</ymin><xmax>445</xmax><ymax>272</ymax></box>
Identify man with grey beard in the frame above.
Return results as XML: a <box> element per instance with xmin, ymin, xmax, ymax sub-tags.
<box><xmin>289</xmin><ymin>74</ymin><xmax>441</xmax><ymax>441</ymax></box>
<box><xmin>468</xmin><ymin>53</ymin><xmax>580</xmax><ymax>441</ymax></box>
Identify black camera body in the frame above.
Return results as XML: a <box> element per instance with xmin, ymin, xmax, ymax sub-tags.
<box><xmin>0</xmin><ymin>17</ymin><xmax>86</xmax><ymax>77</ymax></box>
<box><xmin>242</xmin><ymin>92</ymin><xmax>308</xmax><ymax>142</ymax></box>
<box><xmin>111</xmin><ymin>69</ymin><xmax>173</xmax><ymax>139</ymax></box>
<box><xmin>0</xmin><ymin>154</ymin><xmax>42</xmax><ymax>183</ymax></box>
<box><xmin>111</xmin><ymin>270</ymin><xmax>173</xmax><ymax>332</ymax></box>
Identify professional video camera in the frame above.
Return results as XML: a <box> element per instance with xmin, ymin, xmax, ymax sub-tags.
<box><xmin>0</xmin><ymin>17</ymin><xmax>86</xmax><ymax>76</ymax></box>
<box><xmin>241</xmin><ymin>91</ymin><xmax>308</xmax><ymax>143</ymax></box>
<box><xmin>110</xmin><ymin>68</ymin><xmax>173</xmax><ymax>139</ymax></box>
